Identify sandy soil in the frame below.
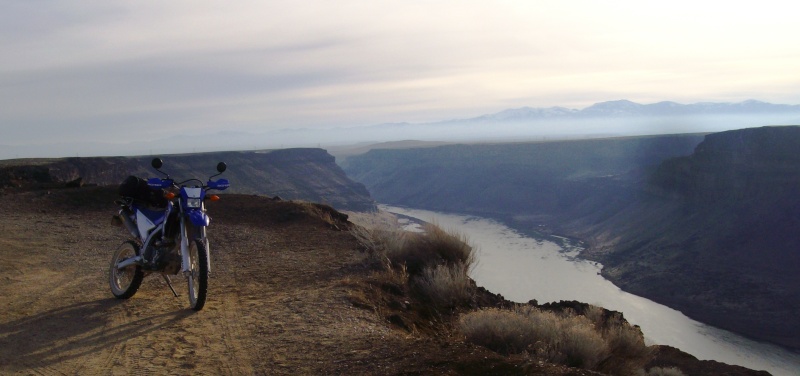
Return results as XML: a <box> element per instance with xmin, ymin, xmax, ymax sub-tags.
<box><xmin>1</xmin><ymin>187</ymin><xmax>589</xmax><ymax>376</ymax></box>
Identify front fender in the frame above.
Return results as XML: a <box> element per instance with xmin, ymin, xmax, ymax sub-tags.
<box><xmin>187</xmin><ymin>209</ymin><xmax>210</xmax><ymax>227</ymax></box>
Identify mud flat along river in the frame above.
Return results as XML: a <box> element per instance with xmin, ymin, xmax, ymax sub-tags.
<box><xmin>382</xmin><ymin>205</ymin><xmax>800</xmax><ymax>376</ymax></box>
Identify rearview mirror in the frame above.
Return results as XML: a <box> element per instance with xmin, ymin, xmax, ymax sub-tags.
<box><xmin>216</xmin><ymin>162</ymin><xmax>227</xmax><ymax>173</ymax></box>
<box><xmin>151</xmin><ymin>158</ymin><xmax>163</xmax><ymax>169</ymax></box>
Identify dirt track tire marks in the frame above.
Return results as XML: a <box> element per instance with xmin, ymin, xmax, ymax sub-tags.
<box><xmin>206</xmin><ymin>241</ymin><xmax>258</xmax><ymax>375</ymax></box>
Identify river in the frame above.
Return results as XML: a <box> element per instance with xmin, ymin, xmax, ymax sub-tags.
<box><xmin>381</xmin><ymin>205</ymin><xmax>800</xmax><ymax>376</ymax></box>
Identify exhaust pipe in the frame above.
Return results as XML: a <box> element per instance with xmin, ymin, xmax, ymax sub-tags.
<box><xmin>113</xmin><ymin>208</ymin><xmax>141</xmax><ymax>240</ymax></box>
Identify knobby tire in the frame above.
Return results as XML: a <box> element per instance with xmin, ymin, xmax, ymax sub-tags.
<box><xmin>109</xmin><ymin>240</ymin><xmax>144</xmax><ymax>299</ymax></box>
<box><xmin>188</xmin><ymin>239</ymin><xmax>209</xmax><ymax>311</ymax></box>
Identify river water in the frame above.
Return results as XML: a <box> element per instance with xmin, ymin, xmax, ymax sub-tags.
<box><xmin>382</xmin><ymin>205</ymin><xmax>800</xmax><ymax>376</ymax></box>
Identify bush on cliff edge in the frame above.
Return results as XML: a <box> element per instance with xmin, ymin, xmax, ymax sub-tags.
<box><xmin>352</xmin><ymin>222</ymin><xmax>476</xmax><ymax>311</ymax></box>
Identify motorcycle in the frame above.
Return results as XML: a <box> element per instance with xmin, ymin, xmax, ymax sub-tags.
<box><xmin>109</xmin><ymin>158</ymin><xmax>229</xmax><ymax>310</ymax></box>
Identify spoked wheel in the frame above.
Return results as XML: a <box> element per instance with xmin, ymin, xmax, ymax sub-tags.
<box><xmin>187</xmin><ymin>239</ymin><xmax>209</xmax><ymax>311</ymax></box>
<box><xmin>109</xmin><ymin>240</ymin><xmax>144</xmax><ymax>299</ymax></box>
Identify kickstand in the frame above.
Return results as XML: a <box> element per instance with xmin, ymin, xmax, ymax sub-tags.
<box><xmin>162</xmin><ymin>274</ymin><xmax>179</xmax><ymax>297</ymax></box>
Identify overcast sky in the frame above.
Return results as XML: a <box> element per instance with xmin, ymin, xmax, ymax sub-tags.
<box><xmin>2</xmin><ymin>0</ymin><xmax>800</xmax><ymax>156</ymax></box>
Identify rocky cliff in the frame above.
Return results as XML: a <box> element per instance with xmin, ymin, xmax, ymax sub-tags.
<box><xmin>341</xmin><ymin>127</ymin><xmax>800</xmax><ymax>351</ymax></box>
<box><xmin>342</xmin><ymin>134</ymin><xmax>705</xmax><ymax>215</ymax></box>
<box><xmin>571</xmin><ymin>126</ymin><xmax>800</xmax><ymax>351</ymax></box>
<box><xmin>0</xmin><ymin>148</ymin><xmax>375</xmax><ymax>211</ymax></box>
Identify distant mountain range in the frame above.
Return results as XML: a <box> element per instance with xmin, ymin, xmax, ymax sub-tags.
<box><xmin>443</xmin><ymin>99</ymin><xmax>800</xmax><ymax>124</ymax></box>
<box><xmin>3</xmin><ymin>99</ymin><xmax>799</xmax><ymax>161</ymax></box>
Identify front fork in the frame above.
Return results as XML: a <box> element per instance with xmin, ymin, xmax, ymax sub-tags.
<box><xmin>179</xmin><ymin>216</ymin><xmax>211</xmax><ymax>274</ymax></box>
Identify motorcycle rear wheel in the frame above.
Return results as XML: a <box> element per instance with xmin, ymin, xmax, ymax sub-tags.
<box><xmin>187</xmin><ymin>239</ymin><xmax>209</xmax><ymax>311</ymax></box>
<box><xmin>109</xmin><ymin>240</ymin><xmax>144</xmax><ymax>299</ymax></box>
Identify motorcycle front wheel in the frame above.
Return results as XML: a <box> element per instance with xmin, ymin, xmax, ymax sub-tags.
<box><xmin>187</xmin><ymin>239</ymin><xmax>209</xmax><ymax>311</ymax></box>
<box><xmin>109</xmin><ymin>240</ymin><xmax>144</xmax><ymax>299</ymax></box>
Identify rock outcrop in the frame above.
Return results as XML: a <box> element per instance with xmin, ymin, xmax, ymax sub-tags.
<box><xmin>0</xmin><ymin>149</ymin><xmax>376</xmax><ymax>211</ymax></box>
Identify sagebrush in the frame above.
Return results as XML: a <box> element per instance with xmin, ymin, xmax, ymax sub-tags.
<box><xmin>414</xmin><ymin>262</ymin><xmax>474</xmax><ymax>309</ymax></box>
<box><xmin>460</xmin><ymin>305</ymin><xmax>652</xmax><ymax>372</ymax></box>
<box><xmin>461</xmin><ymin>306</ymin><xmax>608</xmax><ymax>369</ymax></box>
<box><xmin>352</xmin><ymin>222</ymin><xmax>475</xmax><ymax>275</ymax></box>
<box><xmin>352</xmin><ymin>222</ymin><xmax>476</xmax><ymax>310</ymax></box>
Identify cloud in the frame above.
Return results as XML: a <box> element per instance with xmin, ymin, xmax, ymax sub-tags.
<box><xmin>1</xmin><ymin>0</ymin><xmax>800</xmax><ymax>157</ymax></box>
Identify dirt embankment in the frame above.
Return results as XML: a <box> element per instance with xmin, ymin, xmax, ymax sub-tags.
<box><xmin>0</xmin><ymin>186</ymin><xmax>769</xmax><ymax>375</ymax></box>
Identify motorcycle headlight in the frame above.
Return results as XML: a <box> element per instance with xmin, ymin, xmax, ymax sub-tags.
<box><xmin>186</xmin><ymin>198</ymin><xmax>202</xmax><ymax>208</ymax></box>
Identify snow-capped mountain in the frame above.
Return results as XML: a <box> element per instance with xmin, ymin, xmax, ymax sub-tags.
<box><xmin>580</xmin><ymin>99</ymin><xmax>645</xmax><ymax>116</ymax></box>
<box><xmin>472</xmin><ymin>106</ymin><xmax>579</xmax><ymax>121</ymax></box>
<box><xmin>445</xmin><ymin>99</ymin><xmax>800</xmax><ymax>123</ymax></box>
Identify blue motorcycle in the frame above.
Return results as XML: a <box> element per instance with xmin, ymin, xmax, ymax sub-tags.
<box><xmin>110</xmin><ymin>158</ymin><xmax>229</xmax><ymax>310</ymax></box>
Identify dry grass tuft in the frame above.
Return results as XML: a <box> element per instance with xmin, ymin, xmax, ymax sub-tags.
<box><xmin>458</xmin><ymin>308</ymin><xmax>534</xmax><ymax>355</ymax></box>
<box><xmin>585</xmin><ymin>305</ymin><xmax>652</xmax><ymax>374</ymax></box>
<box><xmin>414</xmin><ymin>262</ymin><xmax>474</xmax><ymax>310</ymax></box>
<box><xmin>460</xmin><ymin>306</ymin><xmax>609</xmax><ymax>370</ymax></box>
<box><xmin>351</xmin><ymin>222</ymin><xmax>475</xmax><ymax>276</ymax></box>
<box><xmin>351</xmin><ymin>222</ymin><xmax>477</xmax><ymax>311</ymax></box>
<box><xmin>350</xmin><ymin>224</ymin><xmax>403</xmax><ymax>258</ymax></box>
<box><xmin>388</xmin><ymin>223</ymin><xmax>475</xmax><ymax>275</ymax></box>
<box><xmin>417</xmin><ymin>223</ymin><xmax>475</xmax><ymax>267</ymax></box>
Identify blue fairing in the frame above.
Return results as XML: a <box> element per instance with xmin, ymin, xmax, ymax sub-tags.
<box><xmin>187</xmin><ymin>209</ymin><xmax>210</xmax><ymax>227</ymax></box>
<box><xmin>134</xmin><ymin>205</ymin><xmax>167</xmax><ymax>225</ymax></box>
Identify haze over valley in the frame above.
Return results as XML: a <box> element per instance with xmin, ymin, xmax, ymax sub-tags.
<box><xmin>3</xmin><ymin>99</ymin><xmax>800</xmax><ymax>160</ymax></box>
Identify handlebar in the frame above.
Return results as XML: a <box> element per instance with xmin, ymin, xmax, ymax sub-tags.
<box><xmin>147</xmin><ymin>158</ymin><xmax>229</xmax><ymax>192</ymax></box>
<box><xmin>147</xmin><ymin>177</ymin><xmax>230</xmax><ymax>191</ymax></box>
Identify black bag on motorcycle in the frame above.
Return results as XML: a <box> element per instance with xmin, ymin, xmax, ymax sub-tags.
<box><xmin>118</xmin><ymin>176</ymin><xmax>167</xmax><ymax>208</ymax></box>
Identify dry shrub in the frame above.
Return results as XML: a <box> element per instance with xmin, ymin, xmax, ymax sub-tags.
<box><xmin>560</xmin><ymin>322</ymin><xmax>609</xmax><ymax>369</ymax></box>
<box><xmin>414</xmin><ymin>262</ymin><xmax>474</xmax><ymax>310</ymax></box>
<box><xmin>517</xmin><ymin>306</ymin><xmax>609</xmax><ymax>369</ymax></box>
<box><xmin>584</xmin><ymin>304</ymin><xmax>606</xmax><ymax>327</ymax></box>
<box><xmin>584</xmin><ymin>304</ymin><xmax>649</xmax><ymax>357</ymax></box>
<box><xmin>352</xmin><ymin>223</ymin><xmax>477</xmax><ymax>310</ymax></box>
<box><xmin>397</xmin><ymin>223</ymin><xmax>475</xmax><ymax>274</ymax></box>
<box><xmin>385</xmin><ymin>231</ymin><xmax>439</xmax><ymax>274</ymax></box>
<box><xmin>351</xmin><ymin>222</ymin><xmax>475</xmax><ymax>276</ymax></box>
<box><xmin>606</xmin><ymin>320</ymin><xmax>650</xmax><ymax>358</ymax></box>
<box><xmin>350</xmin><ymin>224</ymin><xmax>412</xmax><ymax>270</ymax></box>
<box><xmin>460</xmin><ymin>307</ymin><xmax>609</xmax><ymax>370</ymax></box>
<box><xmin>418</xmin><ymin>223</ymin><xmax>475</xmax><ymax>267</ymax></box>
<box><xmin>351</xmin><ymin>225</ymin><xmax>401</xmax><ymax>256</ymax></box>
<box><xmin>459</xmin><ymin>308</ymin><xmax>535</xmax><ymax>355</ymax></box>
<box><xmin>581</xmin><ymin>304</ymin><xmax>652</xmax><ymax>374</ymax></box>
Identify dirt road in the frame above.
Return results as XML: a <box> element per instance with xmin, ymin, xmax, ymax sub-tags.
<box><xmin>0</xmin><ymin>187</ymin><xmax>539</xmax><ymax>375</ymax></box>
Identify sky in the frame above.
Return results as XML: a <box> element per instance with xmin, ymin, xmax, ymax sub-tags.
<box><xmin>2</xmin><ymin>0</ymin><xmax>800</xmax><ymax>158</ymax></box>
